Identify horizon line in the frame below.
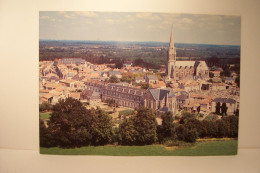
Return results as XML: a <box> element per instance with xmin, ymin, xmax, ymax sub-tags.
<box><xmin>39</xmin><ymin>39</ymin><xmax>240</xmax><ymax>46</ymax></box>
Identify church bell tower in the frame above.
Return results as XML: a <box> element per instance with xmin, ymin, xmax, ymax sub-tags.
<box><xmin>167</xmin><ymin>27</ymin><xmax>176</xmax><ymax>80</ymax></box>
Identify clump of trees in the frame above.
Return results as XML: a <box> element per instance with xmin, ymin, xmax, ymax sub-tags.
<box><xmin>118</xmin><ymin>107</ymin><xmax>157</xmax><ymax>145</ymax></box>
<box><xmin>40</xmin><ymin>98</ymin><xmax>239</xmax><ymax>148</ymax></box>
<box><xmin>108</xmin><ymin>75</ymin><xmax>119</xmax><ymax>83</ymax></box>
<box><xmin>40</xmin><ymin>97</ymin><xmax>114</xmax><ymax>148</ymax></box>
<box><xmin>39</xmin><ymin>102</ymin><xmax>52</xmax><ymax>112</ymax></box>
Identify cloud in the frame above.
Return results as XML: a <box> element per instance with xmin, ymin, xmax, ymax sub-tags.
<box><xmin>199</xmin><ymin>15</ymin><xmax>223</xmax><ymax>22</ymax></box>
<box><xmin>136</xmin><ymin>13</ymin><xmax>161</xmax><ymax>21</ymax></box>
<box><xmin>179</xmin><ymin>18</ymin><xmax>193</xmax><ymax>24</ymax></box>
<box><xmin>40</xmin><ymin>16</ymin><xmax>50</xmax><ymax>20</ymax></box>
<box><xmin>64</xmin><ymin>14</ymin><xmax>76</xmax><ymax>19</ymax></box>
<box><xmin>74</xmin><ymin>11</ymin><xmax>98</xmax><ymax>18</ymax></box>
<box><xmin>105</xmin><ymin>19</ymin><xmax>114</xmax><ymax>24</ymax></box>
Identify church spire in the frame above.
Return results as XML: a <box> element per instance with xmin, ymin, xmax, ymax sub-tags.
<box><xmin>169</xmin><ymin>26</ymin><xmax>174</xmax><ymax>48</ymax></box>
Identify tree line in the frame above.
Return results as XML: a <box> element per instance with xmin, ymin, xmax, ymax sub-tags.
<box><xmin>40</xmin><ymin>97</ymin><xmax>238</xmax><ymax>148</ymax></box>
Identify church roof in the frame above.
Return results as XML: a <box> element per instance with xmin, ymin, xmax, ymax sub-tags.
<box><xmin>148</xmin><ymin>88</ymin><xmax>175</xmax><ymax>101</ymax></box>
<box><xmin>175</xmin><ymin>61</ymin><xmax>196</xmax><ymax>67</ymax></box>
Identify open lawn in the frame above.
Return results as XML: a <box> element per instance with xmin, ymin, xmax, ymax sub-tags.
<box><xmin>40</xmin><ymin>112</ymin><xmax>51</xmax><ymax>119</ymax></box>
<box><xmin>40</xmin><ymin>139</ymin><xmax>237</xmax><ymax>156</ymax></box>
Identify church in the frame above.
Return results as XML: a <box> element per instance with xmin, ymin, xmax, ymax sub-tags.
<box><xmin>166</xmin><ymin>29</ymin><xmax>209</xmax><ymax>81</ymax></box>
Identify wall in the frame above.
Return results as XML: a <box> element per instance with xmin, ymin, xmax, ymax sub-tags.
<box><xmin>0</xmin><ymin>0</ymin><xmax>260</xmax><ymax>172</ymax></box>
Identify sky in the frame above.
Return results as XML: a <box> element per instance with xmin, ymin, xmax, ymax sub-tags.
<box><xmin>39</xmin><ymin>11</ymin><xmax>241</xmax><ymax>45</ymax></box>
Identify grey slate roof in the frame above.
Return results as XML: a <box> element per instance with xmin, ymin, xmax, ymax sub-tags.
<box><xmin>147</xmin><ymin>75</ymin><xmax>158</xmax><ymax>80</ymax></box>
<box><xmin>149</xmin><ymin>88</ymin><xmax>175</xmax><ymax>101</ymax></box>
<box><xmin>213</xmin><ymin>98</ymin><xmax>236</xmax><ymax>104</ymax></box>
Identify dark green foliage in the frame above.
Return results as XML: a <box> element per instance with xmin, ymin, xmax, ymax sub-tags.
<box><xmin>119</xmin><ymin>107</ymin><xmax>157</xmax><ymax>145</ymax></box>
<box><xmin>108</xmin><ymin>75</ymin><xmax>119</xmax><ymax>83</ymax></box>
<box><xmin>216</xmin><ymin>119</ymin><xmax>229</xmax><ymax>137</ymax></box>
<box><xmin>222</xmin><ymin>115</ymin><xmax>239</xmax><ymax>138</ymax></box>
<box><xmin>39</xmin><ymin>119</ymin><xmax>57</xmax><ymax>147</ymax></box>
<box><xmin>209</xmin><ymin>72</ymin><xmax>214</xmax><ymax>78</ymax></box>
<box><xmin>105</xmin><ymin>98</ymin><xmax>119</xmax><ymax>107</ymax></box>
<box><xmin>115</xmin><ymin>61</ymin><xmax>123</xmax><ymax>69</ymax></box>
<box><xmin>118</xmin><ymin>118</ymin><xmax>137</xmax><ymax>145</ymax></box>
<box><xmin>221</xmin><ymin>103</ymin><xmax>228</xmax><ymax>115</ymax></box>
<box><xmin>200</xmin><ymin>120</ymin><xmax>218</xmax><ymax>138</ymax></box>
<box><xmin>235</xmin><ymin>76</ymin><xmax>240</xmax><ymax>87</ymax></box>
<box><xmin>40</xmin><ymin>97</ymin><xmax>114</xmax><ymax>148</ymax></box>
<box><xmin>216</xmin><ymin>102</ymin><xmax>221</xmax><ymax>114</ymax></box>
<box><xmin>221</xmin><ymin>66</ymin><xmax>231</xmax><ymax>77</ymax></box>
<box><xmin>89</xmin><ymin>107</ymin><xmax>114</xmax><ymax>146</ymax></box>
<box><xmin>140</xmin><ymin>82</ymin><xmax>150</xmax><ymax>89</ymax></box>
<box><xmin>157</xmin><ymin>112</ymin><xmax>176</xmax><ymax>143</ymax></box>
<box><xmin>175</xmin><ymin>124</ymin><xmax>198</xmax><ymax>143</ymax></box>
<box><xmin>39</xmin><ymin>102</ymin><xmax>52</xmax><ymax>112</ymax></box>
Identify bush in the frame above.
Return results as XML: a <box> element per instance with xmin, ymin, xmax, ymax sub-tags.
<box><xmin>39</xmin><ymin>102</ymin><xmax>52</xmax><ymax>112</ymax></box>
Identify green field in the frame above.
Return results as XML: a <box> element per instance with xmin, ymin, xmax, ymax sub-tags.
<box><xmin>40</xmin><ymin>139</ymin><xmax>237</xmax><ymax>156</ymax></box>
<box><xmin>40</xmin><ymin>112</ymin><xmax>51</xmax><ymax>119</ymax></box>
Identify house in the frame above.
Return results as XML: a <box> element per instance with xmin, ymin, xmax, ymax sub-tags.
<box><xmin>102</xmin><ymin>83</ymin><xmax>144</xmax><ymax>109</ymax></box>
<box><xmin>150</xmin><ymin>81</ymin><xmax>166</xmax><ymax>89</ymax></box>
<box><xmin>142</xmin><ymin>88</ymin><xmax>177</xmax><ymax>114</ymax></box>
<box><xmin>211</xmin><ymin>98</ymin><xmax>238</xmax><ymax>115</ymax></box>
<box><xmin>134</xmin><ymin>77</ymin><xmax>145</xmax><ymax>83</ymax></box>
<box><xmin>145</xmin><ymin>75</ymin><xmax>158</xmax><ymax>84</ymax></box>
<box><xmin>108</xmin><ymin>71</ymin><xmax>122</xmax><ymax>79</ymax></box>
<box><xmin>80</xmin><ymin>89</ymin><xmax>101</xmax><ymax>104</ymax></box>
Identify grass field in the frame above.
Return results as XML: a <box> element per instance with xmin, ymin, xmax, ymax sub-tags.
<box><xmin>40</xmin><ymin>139</ymin><xmax>237</xmax><ymax>156</ymax></box>
<box><xmin>39</xmin><ymin>112</ymin><xmax>51</xmax><ymax>119</ymax></box>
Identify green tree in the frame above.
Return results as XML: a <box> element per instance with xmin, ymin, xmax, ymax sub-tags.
<box><xmin>39</xmin><ymin>102</ymin><xmax>52</xmax><ymax>112</ymax></box>
<box><xmin>115</xmin><ymin>61</ymin><xmax>123</xmax><ymax>69</ymax></box>
<box><xmin>140</xmin><ymin>82</ymin><xmax>150</xmax><ymax>89</ymax></box>
<box><xmin>209</xmin><ymin>72</ymin><xmax>214</xmax><ymax>78</ymax></box>
<box><xmin>108</xmin><ymin>75</ymin><xmax>119</xmax><ymax>83</ymax></box>
<box><xmin>89</xmin><ymin>107</ymin><xmax>114</xmax><ymax>146</ymax></box>
<box><xmin>49</xmin><ymin>97</ymin><xmax>91</xmax><ymax>148</ymax></box>
<box><xmin>221</xmin><ymin>102</ymin><xmax>228</xmax><ymax>116</ymax></box>
<box><xmin>118</xmin><ymin>117</ymin><xmax>138</xmax><ymax>145</ymax></box>
<box><xmin>134</xmin><ymin>107</ymin><xmax>158</xmax><ymax>145</ymax></box>
<box><xmin>157</xmin><ymin>112</ymin><xmax>176</xmax><ymax>142</ymax></box>
<box><xmin>215</xmin><ymin>102</ymin><xmax>221</xmax><ymax>115</ymax></box>
<box><xmin>235</xmin><ymin>76</ymin><xmax>240</xmax><ymax>87</ymax></box>
<box><xmin>119</xmin><ymin>107</ymin><xmax>157</xmax><ymax>145</ymax></box>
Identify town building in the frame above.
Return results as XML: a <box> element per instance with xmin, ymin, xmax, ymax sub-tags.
<box><xmin>142</xmin><ymin>88</ymin><xmax>177</xmax><ymax>114</ymax></box>
<box><xmin>166</xmin><ymin>28</ymin><xmax>209</xmax><ymax>81</ymax></box>
<box><xmin>101</xmin><ymin>83</ymin><xmax>144</xmax><ymax>108</ymax></box>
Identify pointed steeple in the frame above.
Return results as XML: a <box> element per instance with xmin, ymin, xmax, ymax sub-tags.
<box><xmin>169</xmin><ymin>25</ymin><xmax>174</xmax><ymax>48</ymax></box>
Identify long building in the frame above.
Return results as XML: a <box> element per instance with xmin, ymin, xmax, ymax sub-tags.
<box><xmin>101</xmin><ymin>83</ymin><xmax>145</xmax><ymax>109</ymax></box>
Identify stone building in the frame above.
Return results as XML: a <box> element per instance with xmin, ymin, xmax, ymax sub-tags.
<box><xmin>101</xmin><ymin>83</ymin><xmax>144</xmax><ymax>108</ymax></box>
<box><xmin>211</xmin><ymin>97</ymin><xmax>238</xmax><ymax>115</ymax></box>
<box><xmin>142</xmin><ymin>88</ymin><xmax>177</xmax><ymax>114</ymax></box>
<box><xmin>166</xmin><ymin>28</ymin><xmax>209</xmax><ymax>80</ymax></box>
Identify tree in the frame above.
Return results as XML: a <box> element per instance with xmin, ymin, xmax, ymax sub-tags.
<box><xmin>209</xmin><ymin>72</ymin><xmax>214</xmax><ymax>78</ymax></box>
<box><xmin>157</xmin><ymin>112</ymin><xmax>176</xmax><ymax>142</ymax></box>
<box><xmin>115</xmin><ymin>61</ymin><xmax>123</xmax><ymax>69</ymax></box>
<box><xmin>108</xmin><ymin>75</ymin><xmax>119</xmax><ymax>83</ymax></box>
<box><xmin>235</xmin><ymin>76</ymin><xmax>240</xmax><ymax>87</ymax></box>
<box><xmin>215</xmin><ymin>102</ymin><xmax>221</xmax><ymax>115</ymax></box>
<box><xmin>221</xmin><ymin>103</ymin><xmax>228</xmax><ymax>116</ymax></box>
<box><xmin>134</xmin><ymin>107</ymin><xmax>158</xmax><ymax>145</ymax></box>
<box><xmin>118</xmin><ymin>117</ymin><xmax>138</xmax><ymax>145</ymax></box>
<box><xmin>89</xmin><ymin>107</ymin><xmax>114</xmax><ymax>146</ymax></box>
<box><xmin>140</xmin><ymin>82</ymin><xmax>150</xmax><ymax>89</ymax></box>
<box><xmin>222</xmin><ymin>115</ymin><xmax>238</xmax><ymax>138</ymax></box>
<box><xmin>48</xmin><ymin>97</ymin><xmax>91</xmax><ymax>148</ymax></box>
<box><xmin>39</xmin><ymin>102</ymin><xmax>52</xmax><ymax>112</ymax></box>
<box><xmin>119</xmin><ymin>107</ymin><xmax>157</xmax><ymax>145</ymax></box>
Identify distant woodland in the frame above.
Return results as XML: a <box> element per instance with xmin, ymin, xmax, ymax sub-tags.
<box><xmin>39</xmin><ymin>40</ymin><xmax>240</xmax><ymax>70</ymax></box>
